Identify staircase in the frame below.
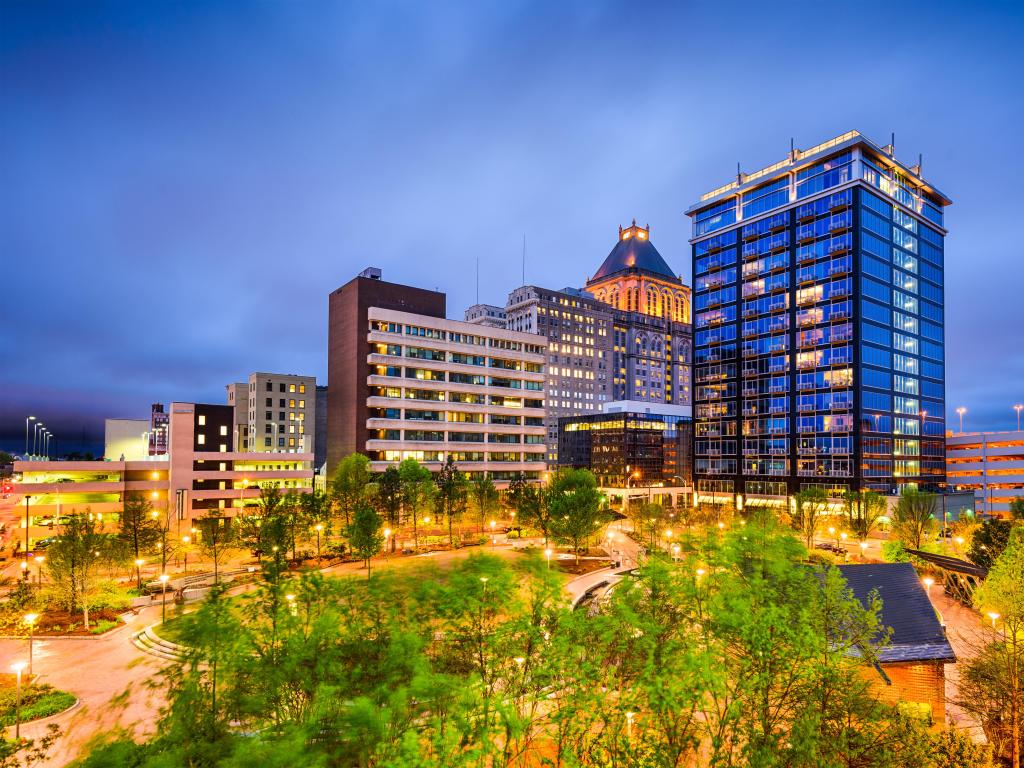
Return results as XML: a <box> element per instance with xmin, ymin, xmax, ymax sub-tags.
<box><xmin>132</xmin><ymin>624</ymin><xmax>187</xmax><ymax>661</ymax></box>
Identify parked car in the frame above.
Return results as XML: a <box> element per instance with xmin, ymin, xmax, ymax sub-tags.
<box><xmin>814</xmin><ymin>542</ymin><xmax>845</xmax><ymax>554</ymax></box>
<box><xmin>34</xmin><ymin>536</ymin><xmax>59</xmax><ymax>550</ymax></box>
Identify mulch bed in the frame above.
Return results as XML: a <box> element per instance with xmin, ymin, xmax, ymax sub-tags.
<box><xmin>27</xmin><ymin>608</ymin><xmax>123</xmax><ymax>636</ymax></box>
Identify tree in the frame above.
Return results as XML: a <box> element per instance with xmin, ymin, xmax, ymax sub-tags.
<box><xmin>399</xmin><ymin>457</ymin><xmax>433</xmax><ymax>550</ymax></box>
<box><xmin>376</xmin><ymin>465</ymin><xmax>402</xmax><ymax>547</ymax></box>
<box><xmin>195</xmin><ymin>513</ymin><xmax>236</xmax><ymax>584</ymax></box>
<box><xmin>843</xmin><ymin>489</ymin><xmax>887</xmax><ymax>542</ymax></box>
<box><xmin>929</xmin><ymin>728</ymin><xmax>994</xmax><ymax>768</ymax></box>
<box><xmin>0</xmin><ymin>450</ymin><xmax>14</xmax><ymax>466</ymax></box>
<box><xmin>892</xmin><ymin>486</ymin><xmax>937</xmax><ymax>550</ymax></box>
<box><xmin>347</xmin><ymin>503</ymin><xmax>384</xmax><ymax>578</ymax></box>
<box><xmin>628</xmin><ymin>501</ymin><xmax>667</xmax><ymax>549</ymax></box>
<box><xmin>435</xmin><ymin>456</ymin><xmax>468</xmax><ymax>548</ymax></box>
<box><xmin>548</xmin><ymin>469</ymin><xmax>606</xmax><ymax>564</ymax></box>
<box><xmin>969</xmin><ymin>518</ymin><xmax>1014</xmax><ymax>570</ymax></box>
<box><xmin>46</xmin><ymin>511</ymin><xmax>108</xmax><ymax>629</ymax></box>
<box><xmin>513</xmin><ymin>482</ymin><xmax>552</xmax><ymax>544</ymax></box>
<box><xmin>300</xmin><ymin>487</ymin><xmax>332</xmax><ymax>553</ymax></box>
<box><xmin>118</xmin><ymin>492</ymin><xmax>162</xmax><ymax>588</ymax></box>
<box><xmin>792</xmin><ymin>487</ymin><xmax>829</xmax><ymax>549</ymax></box>
<box><xmin>470</xmin><ymin>474</ymin><xmax>499</xmax><ymax>534</ymax></box>
<box><xmin>330</xmin><ymin>453</ymin><xmax>372</xmax><ymax>528</ymax></box>
<box><xmin>971</xmin><ymin>527</ymin><xmax>1024</xmax><ymax>768</ymax></box>
<box><xmin>1012</xmin><ymin>497</ymin><xmax>1024</xmax><ymax>522</ymax></box>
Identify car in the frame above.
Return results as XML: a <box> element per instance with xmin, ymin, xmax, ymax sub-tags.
<box><xmin>814</xmin><ymin>542</ymin><xmax>845</xmax><ymax>554</ymax></box>
<box><xmin>34</xmin><ymin>537</ymin><xmax>58</xmax><ymax>550</ymax></box>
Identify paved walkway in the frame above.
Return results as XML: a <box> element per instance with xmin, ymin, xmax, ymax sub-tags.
<box><xmin>927</xmin><ymin>585</ymin><xmax>988</xmax><ymax>740</ymax></box>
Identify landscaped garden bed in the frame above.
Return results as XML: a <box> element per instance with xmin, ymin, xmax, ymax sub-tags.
<box><xmin>0</xmin><ymin>676</ymin><xmax>76</xmax><ymax>726</ymax></box>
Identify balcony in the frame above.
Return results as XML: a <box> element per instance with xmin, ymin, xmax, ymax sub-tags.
<box><xmin>828</xmin><ymin>239</ymin><xmax>850</xmax><ymax>255</ymax></box>
<box><xmin>796</xmin><ymin>205</ymin><xmax>816</xmax><ymax>222</ymax></box>
<box><xmin>796</xmin><ymin>226</ymin><xmax>816</xmax><ymax>244</ymax></box>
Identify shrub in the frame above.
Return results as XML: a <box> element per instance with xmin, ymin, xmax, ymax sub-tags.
<box><xmin>89</xmin><ymin>619</ymin><xmax>119</xmax><ymax>635</ymax></box>
<box><xmin>882</xmin><ymin>540</ymin><xmax>910</xmax><ymax>562</ymax></box>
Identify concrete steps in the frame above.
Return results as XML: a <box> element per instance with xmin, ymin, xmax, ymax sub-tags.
<box><xmin>132</xmin><ymin>624</ymin><xmax>187</xmax><ymax>662</ymax></box>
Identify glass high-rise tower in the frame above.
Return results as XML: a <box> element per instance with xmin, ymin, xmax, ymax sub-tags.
<box><xmin>686</xmin><ymin>131</ymin><xmax>950</xmax><ymax>507</ymax></box>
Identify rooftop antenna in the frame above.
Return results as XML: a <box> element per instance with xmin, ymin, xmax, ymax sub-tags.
<box><xmin>790</xmin><ymin>137</ymin><xmax>795</xmax><ymax>161</ymax></box>
<box><xmin>890</xmin><ymin>132</ymin><xmax>896</xmax><ymax>157</ymax></box>
<box><xmin>736</xmin><ymin>162</ymin><xmax>742</xmax><ymax>183</ymax></box>
<box><xmin>918</xmin><ymin>152</ymin><xmax>923</xmax><ymax>176</ymax></box>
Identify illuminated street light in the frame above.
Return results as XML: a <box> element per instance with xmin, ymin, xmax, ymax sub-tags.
<box><xmin>23</xmin><ymin>614</ymin><xmax>38</xmax><ymax>676</ymax></box>
<box><xmin>134</xmin><ymin>558</ymin><xmax>145</xmax><ymax>592</ymax></box>
<box><xmin>987</xmin><ymin>611</ymin><xmax>1000</xmax><ymax>630</ymax></box>
<box><xmin>922</xmin><ymin>576</ymin><xmax>934</xmax><ymax>597</ymax></box>
<box><xmin>544</xmin><ymin>548</ymin><xmax>553</xmax><ymax>570</ymax></box>
<box><xmin>1016</xmin><ymin>404</ymin><xmax>1023</xmax><ymax>431</ymax></box>
<box><xmin>956</xmin><ymin>407</ymin><xmax>966</xmax><ymax>433</ymax></box>
<box><xmin>625</xmin><ymin>710</ymin><xmax>635</xmax><ymax>741</ymax></box>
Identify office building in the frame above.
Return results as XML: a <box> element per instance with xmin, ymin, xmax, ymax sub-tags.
<box><xmin>505</xmin><ymin>285</ymin><xmax>614</xmax><ymax>461</ymax></box>
<box><xmin>314</xmin><ymin>385</ymin><xmax>328</xmax><ymax>470</ymax></box>
<box><xmin>327</xmin><ymin>268</ymin><xmax>448</xmax><ymax>469</ymax></box>
<box><xmin>558</xmin><ymin>400</ymin><xmax>692</xmax><ymax>506</ymax></box>
<box><xmin>149</xmin><ymin>404</ymin><xmax>169</xmax><ymax>455</ymax></box>
<box><xmin>464</xmin><ymin>303</ymin><xmax>508</xmax><ymax>328</ymax></box>
<box><xmin>227</xmin><ymin>372</ymin><xmax>317</xmax><ymax>454</ymax></box>
<box><xmin>585</xmin><ymin>221</ymin><xmax>692</xmax><ymax>407</ymax></box>
<box><xmin>686</xmin><ymin>131</ymin><xmax>951</xmax><ymax>506</ymax></box>
<box><xmin>328</xmin><ymin>270</ymin><xmax>547</xmax><ymax>483</ymax></box>
<box><xmin>946</xmin><ymin>429</ymin><xmax>1024</xmax><ymax>516</ymax></box>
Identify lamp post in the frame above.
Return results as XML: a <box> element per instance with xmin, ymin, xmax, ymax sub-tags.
<box><xmin>922</xmin><ymin>576</ymin><xmax>934</xmax><ymax>598</ymax></box>
<box><xmin>159</xmin><ymin>574</ymin><xmax>170</xmax><ymax>623</ymax></box>
<box><xmin>25</xmin><ymin>416</ymin><xmax>35</xmax><ymax>458</ymax></box>
<box><xmin>1016</xmin><ymin>404</ymin><xmax>1023</xmax><ymax>431</ymax></box>
<box><xmin>134</xmin><ymin>558</ymin><xmax>145</xmax><ymax>593</ymax></box>
<box><xmin>625</xmin><ymin>710</ymin><xmax>635</xmax><ymax>741</ymax></box>
<box><xmin>383</xmin><ymin>528</ymin><xmax>391</xmax><ymax>561</ymax></box>
<box><xmin>24</xmin><ymin>614</ymin><xmax>38</xmax><ymax>676</ymax></box>
<box><xmin>859</xmin><ymin>540</ymin><xmax>868</xmax><ymax>560</ymax></box>
<box><xmin>35</xmin><ymin>555</ymin><xmax>44</xmax><ymax>585</ymax></box>
<box><xmin>11</xmin><ymin>662</ymin><xmax>26</xmax><ymax>738</ymax></box>
<box><xmin>544</xmin><ymin>548</ymin><xmax>552</xmax><ymax>570</ymax></box>
<box><xmin>956</xmin><ymin>407</ymin><xmax>966</xmax><ymax>434</ymax></box>
<box><xmin>23</xmin><ymin>495</ymin><xmax>31</xmax><ymax>579</ymax></box>
<box><xmin>181</xmin><ymin>535</ymin><xmax>190</xmax><ymax>575</ymax></box>
<box><xmin>314</xmin><ymin>524</ymin><xmax>323</xmax><ymax>566</ymax></box>
<box><xmin>987</xmin><ymin>611</ymin><xmax>1000</xmax><ymax>631</ymax></box>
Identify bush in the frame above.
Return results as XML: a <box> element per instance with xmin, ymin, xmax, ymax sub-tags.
<box><xmin>882</xmin><ymin>540</ymin><xmax>910</xmax><ymax>562</ymax></box>
<box><xmin>89</xmin><ymin>619</ymin><xmax>120</xmax><ymax>635</ymax></box>
<box><xmin>807</xmin><ymin>551</ymin><xmax>838</xmax><ymax>566</ymax></box>
<box><xmin>0</xmin><ymin>684</ymin><xmax>76</xmax><ymax>727</ymax></box>
<box><xmin>929</xmin><ymin>728</ymin><xmax>993</xmax><ymax>768</ymax></box>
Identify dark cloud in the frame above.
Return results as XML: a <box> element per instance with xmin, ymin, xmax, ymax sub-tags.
<box><xmin>1</xmin><ymin>0</ymin><xmax>1022</xmax><ymax>448</ymax></box>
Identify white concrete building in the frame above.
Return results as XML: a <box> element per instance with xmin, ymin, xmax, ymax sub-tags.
<box><xmin>227</xmin><ymin>372</ymin><xmax>317</xmax><ymax>453</ymax></box>
<box><xmin>946</xmin><ymin>429</ymin><xmax>1024</xmax><ymax>517</ymax></box>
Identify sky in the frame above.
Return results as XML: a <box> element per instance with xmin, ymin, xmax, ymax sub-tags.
<box><xmin>1</xmin><ymin>0</ymin><xmax>1023</xmax><ymax>455</ymax></box>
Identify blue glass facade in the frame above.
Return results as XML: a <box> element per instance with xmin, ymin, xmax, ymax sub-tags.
<box><xmin>689</xmin><ymin>134</ymin><xmax>949</xmax><ymax>502</ymax></box>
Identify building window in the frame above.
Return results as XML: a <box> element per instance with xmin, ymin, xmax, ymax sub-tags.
<box><xmin>197</xmin><ymin>434</ymin><xmax>206</xmax><ymax>445</ymax></box>
<box><xmin>198</xmin><ymin>415</ymin><xmax>206</xmax><ymax>426</ymax></box>
<box><xmin>264</xmin><ymin>437</ymin><xmax>271</xmax><ymax>447</ymax></box>
<box><xmin>279</xmin><ymin>383</ymin><xmax>286</xmax><ymax>393</ymax></box>
<box><xmin>289</xmin><ymin>384</ymin><xmax>296</xmax><ymax>393</ymax></box>
<box><xmin>299</xmin><ymin>384</ymin><xmax>305</xmax><ymax>393</ymax></box>
<box><xmin>289</xmin><ymin>399</ymin><xmax>296</xmax><ymax>407</ymax></box>
<box><xmin>220</xmin><ymin>425</ymin><xmax>228</xmax><ymax>436</ymax></box>
<box><xmin>219</xmin><ymin>444</ymin><xmax>227</xmax><ymax>452</ymax></box>
<box><xmin>266</xmin><ymin>381</ymin><xmax>272</xmax><ymax>391</ymax></box>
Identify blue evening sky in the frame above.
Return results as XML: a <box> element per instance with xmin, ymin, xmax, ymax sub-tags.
<box><xmin>1</xmin><ymin>0</ymin><xmax>1022</xmax><ymax>453</ymax></box>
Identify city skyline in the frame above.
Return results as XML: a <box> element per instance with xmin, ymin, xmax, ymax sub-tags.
<box><xmin>3</xmin><ymin>0</ymin><xmax>1024</xmax><ymax>450</ymax></box>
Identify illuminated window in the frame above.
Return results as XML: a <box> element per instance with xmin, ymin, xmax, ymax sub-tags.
<box><xmin>219</xmin><ymin>426</ymin><xmax>228</xmax><ymax>436</ymax></box>
<box><xmin>198</xmin><ymin>415</ymin><xmax>206</xmax><ymax>426</ymax></box>
<box><xmin>289</xmin><ymin>384</ymin><xmax>296</xmax><ymax>393</ymax></box>
<box><xmin>197</xmin><ymin>434</ymin><xmax>206</xmax><ymax>445</ymax></box>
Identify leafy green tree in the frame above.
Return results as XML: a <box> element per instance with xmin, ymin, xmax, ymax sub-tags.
<box><xmin>511</xmin><ymin>480</ymin><xmax>551</xmax><ymax>543</ymax></box>
<box><xmin>0</xmin><ymin>450</ymin><xmax>15</xmax><ymax>466</ymax></box>
<box><xmin>46</xmin><ymin>511</ymin><xmax>108</xmax><ymax>629</ymax></box>
<box><xmin>470</xmin><ymin>473</ymin><xmax>499</xmax><ymax>534</ymax></box>
<box><xmin>969</xmin><ymin>517</ymin><xmax>1014</xmax><ymax>570</ymax></box>
<box><xmin>628</xmin><ymin>501</ymin><xmax>667</xmax><ymax>548</ymax></box>
<box><xmin>892</xmin><ymin>486</ymin><xmax>937</xmax><ymax>550</ymax></box>
<box><xmin>929</xmin><ymin>728</ymin><xmax>994</xmax><ymax>768</ymax></box>
<box><xmin>330</xmin><ymin>453</ymin><xmax>372</xmax><ymax>528</ymax></box>
<box><xmin>300</xmin><ymin>487</ymin><xmax>332</xmax><ymax>554</ymax></box>
<box><xmin>792</xmin><ymin>486</ymin><xmax>829</xmax><ymax>549</ymax></box>
<box><xmin>435</xmin><ymin>456</ymin><xmax>468</xmax><ymax>548</ymax></box>
<box><xmin>547</xmin><ymin>469</ymin><xmax>606</xmax><ymax>564</ymax></box>
<box><xmin>118</xmin><ymin>491</ymin><xmax>162</xmax><ymax>579</ymax></box>
<box><xmin>195</xmin><ymin>513</ymin><xmax>236</xmax><ymax>584</ymax></box>
<box><xmin>398</xmin><ymin>457</ymin><xmax>433</xmax><ymax>549</ymax></box>
<box><xmin>347</xmin><ymin>503</ymin><xmax>384</xmax><ymax>577</ymax></box>
<box><xmin>1011</xmin><ymin>497</ymin><xmax>1024</xmax><ymax>522</ymax></box>
<box><xmin>843</xmin><ymin>489</ymin><xmax>887</xmax><ymax>542</ymax></box>
<box><xmin>971</xmin><ymin>527</ymin><xmax>1024</xmax><ymax>768</ymax></box>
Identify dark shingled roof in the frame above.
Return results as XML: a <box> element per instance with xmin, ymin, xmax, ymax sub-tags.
<box><xmin>837</xmin><ymin>562</ymin><xmax>956</xmax><ymax>664</ymax></box>
<box><xmin>590</xmin><ymin>236</ymin><xmax>677</xmax><ymax>282</ymax></box>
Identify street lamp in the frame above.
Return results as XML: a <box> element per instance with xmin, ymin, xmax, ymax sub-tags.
<box><xmin>314</xmin><ymin>523</ymin><xmax>323</xmax><ymax>566</ymax></box>
<box><xmin>544</xmin><ymin>548</ymin><xmax>552</xmax><ymax>570</ymax></box>
<box><xmin>383</xmin><ymin>528</ymin><xmax>391</xmax><ymax>561</ymax></box>
<box><xmin>922</xmin><ymin>576</ymin><xmax>934</xmax><ymax>597</ymax></box>
<box><xmin>25</xmin><ymin>416</ymin><xmax>36</xmax><ymax>458</ymax></box>
<box><xmin>35</xmin><ymin>555</ymin><xmax>44</xmax><ymax>585</ymax></box>
<box><xmin>23</xmin><ymin>495</ymin><xmax>31</xmax><ymax>579</ymax></box>
<box><xmin>159</xmin><ymin>574</ymin><xmax>170</xmax><ymax>623</ymax></box>
<box><xmin>134</xmin><ymin>558</ymin><xmax>145</xmax><ymax>593</ymax></box>
<box><xmin>625</xmin><ymin>710</ymin><xmax>635</xmax><ymax>741</ymax></box>
<box><xmin>1016</xmin><ymin>404</ymin><xmax>1023</xmax><ymax>431</ymax></box>
<box><xmin>285</xmin><ymin>593</ymin><xmax>297</xmax><ymax>616</ymax></box>
<box><xmin>23</xmin><ymin>614</ymin><xmax>38</xmax><ymax>676</ymax></box>
<box><xmin>987</xmin><ymin>611</ymin><xmax>1000</xmax><ymax>631</ymax></box>
<box><xmin>859</xmin><ymin>541</ymin><xmax>868</xmax><ymax>559</ymax></box>
<box><xmin>181</xmin><ymin>535</ymin><xmax>190</xmax><ymax>575</ymax></box>
<box><xmin>956</xmin><ymin>407</ymin><xmax>966</xmax><ymax>434</ymax></box>
<box><xmin>11</xmin><ymin>662</ymin><xmax>26</xmax><ymax>738</ymax></box>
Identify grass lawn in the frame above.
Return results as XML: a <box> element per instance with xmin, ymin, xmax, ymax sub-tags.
<box><xmin>0</xmin><ymin>677</ymin><xmax>76</xmax><ymax>727</ymax></box>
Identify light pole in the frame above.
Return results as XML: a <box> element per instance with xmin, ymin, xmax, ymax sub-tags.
<box><xmin>956</xmin><ymin>407</ymin><xmax>966</xmax><ymax>434</ymax></box>
<box><xmin>1016</xmin><ymin>404</ymin><xmax>1023</xmax><ymax>431</ymax></box>
<box><xmin>383</xmin><ymin>528</ymin><xmax>391</xmax><ymax>561</ymax></box>
<box><xmin>159</xmin><ymin>574</ymin><xmax>170</xmax><ymax>623</ymax></box>
<box><xmin>24</xmin><ymin>614</ymin><xmax>38</xmax><ymax>676</ymax></box>
<box><xmin>11</xmin><ymin>662</ymin><xmax>26</xmax><ymax>738</ymax></box>
<box><xmin>135</xmin><ymin>558</ymin><xmax>145</xmax><ymax>593</ymax></box>
<box><xmin>544</xmin><ymin>548</ymin><xmax>552</xmax><ymax>570</ymax></box>
<box><xmin>922</xmin><ymin>576</ymin><xmax>934</xmax><ymax>598</ymax></box>
<box><xmin>35</xmin><ymin>555</ymin><xmax>44</xmax><ymax>585</ymax></box>
<box><xmin>987</xmin><ymin>611</ymin><xmax>1000</xmax><ymax>631</ymax></box>
<box><xmin>33</xmin><ymin>422</ymin><xmax>44</xmax><ymax>459</ymax></box>
<box><xmin>23</xmin><ymin>495</ymin><xmax>31</xmax><ymax>579</ymax></box>
<box><xmin>181</xmin><ymin>535</ymin><xmax>190</xmax><ymax>574</ymax></box>
<box><xmin>25</xmin><ymin>415</ymin><xmax>35</xmax><ymax>458</ymax></box>
<box><xmin>314</xmin><ymin>524</ymin><xmax>323</xmax><ymax>566</ymax></box>
<box><xmin>625</xmin><ymin>710</ymin><xmax>635</xmax><ymax>742</ymax></box>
